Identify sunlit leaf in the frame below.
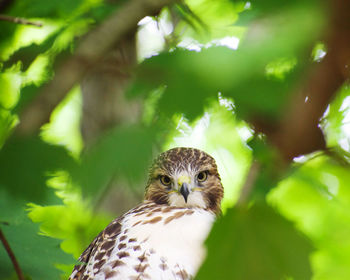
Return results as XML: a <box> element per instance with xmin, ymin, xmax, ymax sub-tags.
<box><xmin>0</xmin><ymin>190</ymin><xmax>74</xmax><ymax>279</ymax></box>
<box><xmin>322</xmin><ymin>84</ymin><xmax>350</xmax><ymax>149</ymax></box>
<box><xmin>268</xmin><ymin>155</ymin><xmax>350</xmax><ymax>279</ymax></box>
<box><xmin>28</xmin><ymin>199</ymin><xmax>111</xmax><ymax>260</ymax></box>
<box><xmin>175</xmin><ymin>0</ymin><xmax>245</xmax><ymax>41</ymax></box>
<box><xmin>130</xmin><ymin>2</ymin><xmax>324</xmax><ymax>122</ymax></box>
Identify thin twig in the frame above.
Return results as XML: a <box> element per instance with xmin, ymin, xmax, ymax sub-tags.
<box><xmin>0</xmin><ymin>14</ymin><xmax>42</xmax><ymax>27</ymax></box>
<box><xmin>0</xmin><ymin>228</ymin><xmax>25</xmax><ymax>280</ymax></box>
<box><xmin>236</xmin><ymin>161</ymin><xmax>260</xmax><ymax>206</ymax></box>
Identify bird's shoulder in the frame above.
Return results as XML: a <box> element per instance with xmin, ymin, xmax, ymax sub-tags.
<box><xmin>68</xmin><ymin>201</ymin><xmax>165</xmax><ymax>279</ymax></box>
<box><xmin>68</xmin><ymin>202</ymin><xmax>146</xmax><ymax>279</ymax></box>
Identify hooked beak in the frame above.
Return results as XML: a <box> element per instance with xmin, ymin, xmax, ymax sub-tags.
<box><xmin>180</xmin><ymin>183</ymin><xmax>190</xmax><ymax>203</ymax></box>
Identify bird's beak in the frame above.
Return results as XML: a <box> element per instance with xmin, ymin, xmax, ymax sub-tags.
<box><xmin>180</xmin><ymin>183</ymin><xmax>190</xmax><ymax>203</ymax></box>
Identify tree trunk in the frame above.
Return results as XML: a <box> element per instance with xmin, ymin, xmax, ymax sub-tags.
<box><xmin>80</xmin><ymin>33</ymin><xmax>144</xmax><ymax>214</ymax></box>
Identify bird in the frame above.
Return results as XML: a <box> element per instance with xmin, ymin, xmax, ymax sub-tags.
<box><xmin>69</xmin><ymin>147</ymin><xmax>224</xmax><ymax>280</ymax></box>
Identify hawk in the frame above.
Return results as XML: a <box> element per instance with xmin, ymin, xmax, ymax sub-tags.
<box><xmin>69</xmin><ymin>147</ymin><xmax>223</xmax><ymax>280</ymax></box>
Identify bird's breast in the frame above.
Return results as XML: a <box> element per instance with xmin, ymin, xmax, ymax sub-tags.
<box><xmin>97</xmin><ymin>205</ymin><xmax>215</xmax><ymax>280</ymax></box>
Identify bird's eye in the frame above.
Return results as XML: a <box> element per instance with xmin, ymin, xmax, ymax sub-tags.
<box><xmin>160</xmin><ymin>175</ymin><xmax>172</xmax><ymax>186</ymax></box>
<box><xmin>197</xmin><ymin>171</ymin><xmax>208</xmax><ymax>182</ymax></box>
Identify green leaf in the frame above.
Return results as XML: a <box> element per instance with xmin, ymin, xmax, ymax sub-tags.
<box><xmin>0</xmin><ymin>136</ymin><xmax>77</xmax><ymax>203</ymax></box>
<box><xmin>236</xmin><ymin>0</ymin><xmax>321</xmax><ymax>26</ymax></box>
<box><xmin>0</xmin><ymin>63</ymin><xmax>23</xmax><ymax>109</ymax></box>
<box><xmin>28</xmin><ymin>198</ymin><xmax>111</xmax><ymax>260</ymax></box>
<box><xmin>174</xmin><ymin>0</ymin><xmax>244</xmax><ymax>41</ymax></box>
<box><xmin>73</xmin><ymin>124</ymin><xmax>158</xmax><ymax>196</ymax></box>
<box><xmin>130</xmin><ymin>2</ymin><xmax>324</xmax><ymax>122</ymax></box>
<box><xmin>129</xmin><ymin>46</ymin><xmax>298</xmax><ymax>122</ymax></box>
<box><xmin>196</xmin><ymin>203</ymin><xmax>313</xmax><ymax>280</ymax></box>
<box><xmin>0</xmin><ymin>109</ymin><xmax>17</xmax><ymax>148</ymax></box>
<box><xmin>0</xmin><ymin>190</ymin><xmax>74</xmax><ymax>279</ymax></box>
<box><xmin>268</xmin><ymin>155</ymin><xmax>350</xmax><ymax>279</ymax></box>
<box><xmin>322</xmin><ymin>84</ymin><xmax>350</xmax><ymax>148</ymax></box>
<box><xmin>9</xmin><ymin>0</ymin><xmax>86</xmax><ymax>18</ymax></box>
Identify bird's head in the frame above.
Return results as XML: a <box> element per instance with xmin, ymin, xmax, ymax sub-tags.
<box><xmin>144</xmin><ymin>147</ymin><xmax>223</xmax><ymax>215</ymax></box>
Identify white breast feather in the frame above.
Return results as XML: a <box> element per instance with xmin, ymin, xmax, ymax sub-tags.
<box><xmin>93</xmin><ymin>206</ymin><xmax>215</xmax><ymax>280</ymax></box>
<box><xmin>168</xmin><ymin>192</ymin><xmax>207</xmax><ymax>209</ymax></box>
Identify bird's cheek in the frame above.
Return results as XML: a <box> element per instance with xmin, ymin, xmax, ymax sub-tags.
<box><xmin>186</xmin><ymin>191</ymin><xmax>207</xmax><ymax>208</ymax></box>
<box><xmin>168</xmin><ymin>192</ymin><xmax>187</xmax><ymax>207</ymax></box>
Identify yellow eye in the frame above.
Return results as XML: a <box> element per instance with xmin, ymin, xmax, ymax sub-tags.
<box><xmin>160</xmin><ymin>175</ymin><xmax>172</xmax><ymax>186</ymax></box>
<box><xmin>197</xmin><ymin>171</ymin><xmax>208</xmax><ymax>182</ymax></box>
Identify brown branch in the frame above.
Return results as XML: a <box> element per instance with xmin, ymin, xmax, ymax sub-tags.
<box><xmin>0</xmin><ymin>14</ymin><xmax>42</xmax><ymax>27</ymax></box>
<box><xmin>16</xmin><ymin>0</ymin><xmax>177</xmax><ymax>136</ymax></box>
<box><xmin>236</xmin><ymin>161</ymin><xmax>261</xmax><ymax>206</ymax></box>
<box><xmin>0</xmin><ymin>0</ymin><xmax>14</xmax><ymax>13</ymax></box>
<box><xmin>0</xmin><ymin>228</ymin><xmax>25</xmax><ymax>280</ymax></box>
<box><xmin>270</xmin><ymin>0</ymin><xmax>350</xmax><ymax>162</ymax></box>
<box><xmin>237</xmin><ymin>0</ymin><xmax>350</xmax><ymax>204</ymax></box>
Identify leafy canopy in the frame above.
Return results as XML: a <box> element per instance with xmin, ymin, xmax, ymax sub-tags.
<box><xmin>0</xmin><ymin>0</ymin><xmax>349</xmax><ymax>279</ymax></box>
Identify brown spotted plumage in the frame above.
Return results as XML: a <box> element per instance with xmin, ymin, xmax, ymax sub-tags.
<box><xmin>69</xmin><ymin>147</ymin><xmax>223</xmax><ymax>280</ymax></box>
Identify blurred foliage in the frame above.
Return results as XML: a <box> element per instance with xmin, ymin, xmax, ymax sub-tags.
<box><xmin>173</xmin><ymin>0</ymin><xmax>244</xmax><ymax>41</ymax></box>
<box><xmin>0</xmin><ymin>190</ymin><xmax>74</xmax><ymax>279</ymax></box>
<box><xmin>268</xmin><ymin>155</ymin><xmax>350</xmax><ymax>279</ymax></box>
<box><xmin>0</xmin><ymin>0</ymin><xmax>350</xmax><ymax>279</ymax></box>
<box><xmin>73</xmin><ymin>124</ymin><xmax>158</xmax><ymax>197</ymax></box>
<box><xmin>131</xmin><ymin>0</ymin><xmax>324</xmax><ymax>121</ymax></box>
<box><xmin>197</xmin><ymin>203</ymin><xmax>313</xmax><ymax>280</ymax></box>
<box><xmin>0</xmin><ymin>136</ymin><xmax>77</xmax><ymax>203</ymax></box>
<box><xmin>164</xmin><ymin>101</ymin><xmax>253</xmax><ymax>209</ymax></box>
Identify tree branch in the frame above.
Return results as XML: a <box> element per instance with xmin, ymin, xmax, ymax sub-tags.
<box><xmin>16</xmin><ymin>0</ymin><xmax>177</xmax><ymax>136</ymax></box>
<box><xmin>238</xmin><ymin>0</ymin><xmax>350</xmax><ymax>204</ymax></box>
<box><xmin>0</xmin><ymin>228</ymin><xmax>25</xmax><ymax>280</ymax></box>
<box><xmin>270</xmin><ymin>0</ymin><xmax>350</xmax><ymax>162</ymax></box>
<box><xmin>236</xmin><ymin>161</ymin><xmax>261</xmax><ymax>206</ymax></box>
<box><xmin>0</xmin><ymin>14</ymin><xmax>42</xmax><ymax>27</ymax></box>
